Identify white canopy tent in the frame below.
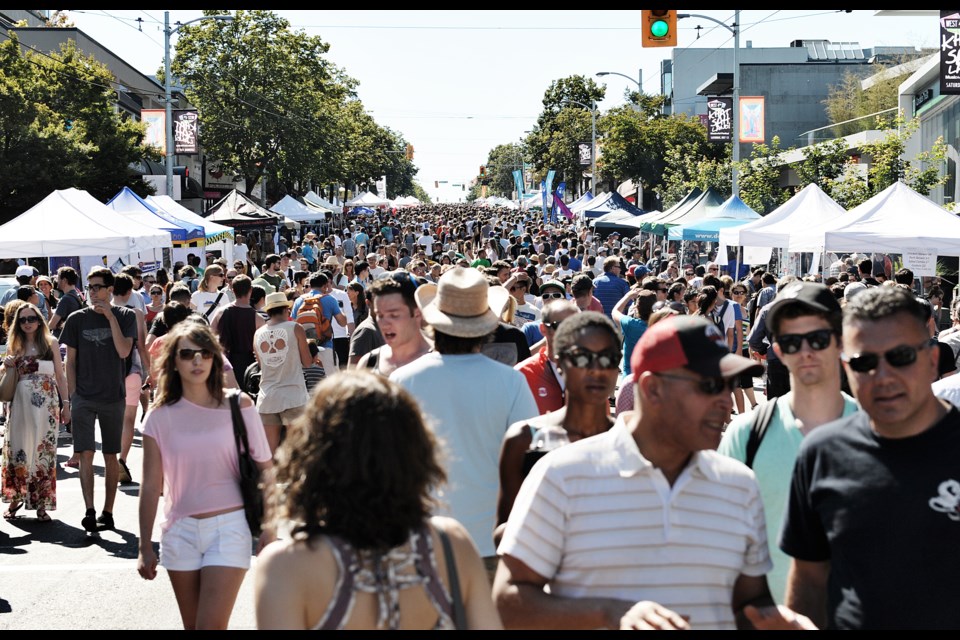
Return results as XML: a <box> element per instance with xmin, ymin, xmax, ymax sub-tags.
<box><xmin>270</xmin><ymin>195</ymin><xmax>327</xmax><ymax>223</ymax></box>
<box><xmin>345</xmin><ymin>191</ymin><xmax>390</xmax><ymax>208</ymax></box>
<box><xmin>146</xmin><ymin>195</ymin><xmax>235</xmax><ymax>265</ymax></box>
<box><xmin>789</xmin><ymin>181</ymin><xmax>960</xmax><ymax>255</ymax></box>
<box><xmin>302</xmin><ymin>190</ymin><xmax>336</xmax><ymax>213</ymax></box>
<box><xmin>0</xmin><ymin>188</ymin><xmax>171</xmax><ymax>259</ymax></box>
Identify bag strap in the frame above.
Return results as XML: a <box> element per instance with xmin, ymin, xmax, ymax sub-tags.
<box><xmin>436</xmin><ymin>525</ymin><xmax>467</xmax><ymax>630</ymax></box>
<box><xmin>205</xmin><ymin>290</ymin><xmax>226</xmax><ymax>320</ymax></box>
<box><xmin>744</xmin><ymin>399</ymin><xmax>779</xmax><ymax>469</ymax></box>
<box><xmin>228</xmin><ymin>389</ymin><xmax>251</xmax><ymax>456</ymax></box>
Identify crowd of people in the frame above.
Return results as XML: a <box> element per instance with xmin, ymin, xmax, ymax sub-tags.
<box><xmin>1</xmin><ymin>200</ymin><xmax>959</xmax><ymax>629</ymax></box>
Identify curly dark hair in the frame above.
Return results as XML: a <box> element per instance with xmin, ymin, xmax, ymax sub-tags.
<box><xmin>271</xmin><ymin>370</ymin><xmax>446</xmax><ymax>552</ymax></box>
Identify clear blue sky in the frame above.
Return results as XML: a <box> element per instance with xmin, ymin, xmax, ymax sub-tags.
<box><xmin>65</xmin><ymin>10</ymin><xmax>938</xmax><ymax>202</ymax></box>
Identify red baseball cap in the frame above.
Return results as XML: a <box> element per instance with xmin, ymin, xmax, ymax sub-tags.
<box><xmin>630</xmin><ymin>315</ymin><xmax>763</xmax><ymax>379</ymax></box>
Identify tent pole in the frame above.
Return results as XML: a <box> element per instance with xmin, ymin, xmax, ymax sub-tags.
<box><xmin>736</xmin><ymin>246</ymin><xmax>741</xmax><ymax>282</ymax></box>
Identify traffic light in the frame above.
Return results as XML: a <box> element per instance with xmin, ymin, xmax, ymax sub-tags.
<box><xmin>435</xmin><ymin>181</ymin><xmax>439</xmax><ymax>189</ymax></box>
<box><xmin>405</xmin><ymin>143</ymin><xmax>414</xmax><ymax>160</ymax></box>
<box><xmin>641</xmin><ymin>10</ymin><xmax>677</xmax><ymax>47</ymax></box>
<box><xmin>479</xmin><ymin>165</ymin><xmax>486</xmax><ymax>178</ymax></box>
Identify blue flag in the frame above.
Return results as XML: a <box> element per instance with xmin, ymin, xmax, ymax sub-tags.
<box><xmin>551</xmin><ymin>181</ymin><xmax>566</xmax><ymax>223</ymax></box>
<box><xmin>512</xmin><ymin>169</ymin><xmax>525</xmax><ymax>198</ymax></box>
<box><xmin>543</xmin><ymin>170</ymin><xmax>556</xmax><ymax>223</ymax></box>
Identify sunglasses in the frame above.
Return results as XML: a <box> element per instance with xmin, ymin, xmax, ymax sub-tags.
<box><xmin>775</xmin><ymin>329</ymin><xmax>835</xmax><ymax>355</ymax></box>
<box><xmin>685</xmin><ymin>272</ymin><xmax>694</xmax><ymax>277</ymax></box>
<box><xmin>150</xmin><ymin>289</ymin><xmax>164</xmax><ymax>295</ymax></box>
<box><xmin>178</xmin><ymin>348</ymin><xmax>215</xmax><ymax>362</ymax></box>
<box><xmin>655</xmin><ymin>372</ymin><xmax>736</xmax><ymax>395</ymax></box>
<box><xmin>559</xmin><ymin>347</ymin><xmax>621</xmax><ymax>370</ymax></box>
<box><xmin>841</xmin><ymin>341</ymin><xmax>929</xmax><ymax>374</ymax></box>
<box><xmin>18</xmin><ymin>315</ymin><xmax>40</xmax><ymax>325</ymax></box>
<box><xmin>541</xmin><ymin>292</ymin><xmax>565</xmax><ymax>300</ymax></box>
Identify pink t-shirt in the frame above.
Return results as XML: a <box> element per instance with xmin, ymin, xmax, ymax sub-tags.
<box><xmin>142</xmin><ymin>396</ymin><xmax>271</xmax><ymax>532</ymax></box>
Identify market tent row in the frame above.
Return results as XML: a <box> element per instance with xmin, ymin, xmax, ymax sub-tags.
<box><xmin>147</xmin><ymin>195</ymin><xmax>236</xmax><ymax>266</ymax></box>
<box><xmin>790</xmin><ymin>181</ymin><xmax>960</xmax><ymax>256</ymax></box>
<box><xmin>392</xmin><ymin>195</ymin><xmax>422</xmax><ymax>208</ymax></box>
<box><xmin>592</xmin><ymin>209</ymin><xmax>655</xmax><ymax>239</ymax></box>
<box><xmin>345</xmin><ymin>191</ymin><xmax>390</xmax><ymax>208</ymax></box>
<box><xmin>205</xmin><ymin>189</ymin><xmax>286</xmax><ymax>228</ymax></box>
<box><xmin>667</xmin><ymin>196</ymin><xmax>761</xmax><ymax>242</ymax></box>
<box><xmin>270</xmin><ymin>194</ymin><xmax>328</xmax><ymax>223</ymax></box>
<box><xmin>0</xmin><ymin>188</ymin><xmax>171</xmax><ymax>259</ymax></box>
<box><xmin>640</xmin><ymin>187</ymin><xmax>726</xmax><ymax>236</ymax></box>
<box><xmin>567</xmin><ymin>191</ymin><xmax>593</xmax><ymax>212</ymax></box>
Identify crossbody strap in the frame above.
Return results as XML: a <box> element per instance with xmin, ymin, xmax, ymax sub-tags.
<box><xmin>744</xmin><ymin>399</ymin><xmax>779</xmax><ymax>469</ymax></box>
<box><xmin>205</xmin><ymin>290</ymin><xmax>226</xmax><ymax>320</ymax></box>
<box><xmin>436</xmin><ymin>526</ymin><xmax>467</xmax><ymax>630</ymax></box>
<box><xmin>228</xmin><ymin>389</ymin><xmax>250</xmax><ymax>455</ymax></box>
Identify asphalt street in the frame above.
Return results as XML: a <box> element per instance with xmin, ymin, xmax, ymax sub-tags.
<box><xmin>0</xmin><ymin>409</ymin><xmax>260</xmax><ymax>630</ymax></box>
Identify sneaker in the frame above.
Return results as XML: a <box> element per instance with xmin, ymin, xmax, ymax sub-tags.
<box><xmin>81</xmin><ymin>510</ymin><xmax>98</xmax><ymax>532</ymax></box>
<box><xmin>118</xmin><ymin>458</ymin><xmax>133</xmax><ymax>485</ymax></box>
<box><xmin>96</xmin><ymin>511</ymin><xmax>114</xmax><ymax>530</ymax></box>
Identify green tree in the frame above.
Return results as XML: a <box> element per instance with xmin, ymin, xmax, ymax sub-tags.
<box><xmin>736</xmin><ymin>136</ymin><xmax>791</xmax><ymax>214</ymax></box>
<box><xmin>0</xmin><ymin>34</ymin><xmax>153</xmax><ymax>222</ymax></box>
<box><xmin>409</xmin><ymin>182</ymin><xmax>431</xmax><ymax>204</ymax></box>
<box><xmin>822</xmin><ymin>60</ymin><xmax>910</xmax><ymax>138</ymax></box>
<box><xmin>483</xmin><ymin>143</ymin><xmax>525</xmax><ymax>198</ymax></box>
<box><xmin>169</xmin><ymin>10</ymin><xmax>353</xmax><ymax>200</ymax></box>
<box><xmin>660</xmin><ymin>145</ymin><xmax>732</xmax><ymax>209</ymax></box>
<box><xmin>794</xmin><ymin>137</ymin><xmax>850</xmax><ymax>189</ymax></box>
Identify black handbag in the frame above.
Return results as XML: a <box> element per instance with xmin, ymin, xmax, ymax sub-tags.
<box><xmin>228</xmin><ymin>390</ymin><xmax>263</xmax><ymax>536</ymax></box>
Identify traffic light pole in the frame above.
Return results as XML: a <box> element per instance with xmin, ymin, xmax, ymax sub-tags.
<box><xmin>678</xmin><ymin>11</ymin><xmax>740</xmax><ymax>197</ymax></box>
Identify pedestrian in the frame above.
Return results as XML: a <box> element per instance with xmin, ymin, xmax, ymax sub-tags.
<box><xmin>777</xmin><ymin>286</ymin><xmax>960</xmax><ymax>629</ymax></box>
<box><xmin>254</xmin><ymin>370</ymin><xmax>503</xmax><ymax>630</ymax></box>
<box><xmin>356</xmin><ymin>271</ymin><xmax>431</xmax><ymax>377</ymax></box>
<box><xmin>60</xmin><ymin>267</ymin><xmax>137</xmax><ymax>533</ymax></box>
<box><xmin>136</xmin><ymin>320</ymin><xmax>274</xmax><ymax>630</ymax></box>
<box><xmin>209</xmin><ymin>274</ymin><xmax>265</xmax><ymax>379</ymax></box>
<box><xmin>1</xmin><ymin>303</ymin><xmax>68</xmax><ymax>522</ymax></box>
<box><xmin>190</xmin><ymin>264</ymin><xmax>230</xmax><ymax>319</ymax></box>
<box><xmin>496</xmin><ymin>311</ymin><xmax>619</xmax><ymax>545</ymax></box>
<box><xmin>718</xmin><ymin>281</ymin><xmax>858</xmax><ymax>603</ymax></box>
<box><xmin>494</xmin><ymin>315</ymin><xmax>812</xmax><ymax>630</ymax></box>
<box><xmin>253</xmin><ymin>292</ymin><xmax>312</xmax><ymax>453</ymax></box>
<box><xmin>591</xmin><ymin>256</ymin><xmax>630</xmax><ymax>318</ymax></box>
<box><xmin>390</xmin><ymin>267</ymin><xmax>538</xmax><ymax>580</ymax></box>
<box><xmin>514</xmin><ymin>300</ymin><xmax>580</xmax><ymax>415</ymax></box>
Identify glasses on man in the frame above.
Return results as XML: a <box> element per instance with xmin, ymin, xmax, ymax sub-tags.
<box><xmin>178</xmin><ymin>348</ymin><xmax>215</xmax><ymax>361</ymax></box>
<box><xmin>541</xmin><ymin>292</ymin><xmax>565</xmax><ymax>300</ymax></box>
<box><xmin>684</xmin><ymin>271</ymin><xmax>694</xmax><ymax>277</ymax></box>
<box><xmin>841</xmin><ymin>341</ymin><xmax>929</xmax><ymax>374</ymax></box>
<box><xmin>18</xmin><ymin>315</ymin><xmax>40</xmax><ymax>325</ymax></box>
<box><xmin>775</xmin><ymin>329</ymin><xmax>835</xmax><ymax>355</ymax></box>
<box><xmin>86</xmin><ymin>284</ymin><xmax>107</xmax><ymax>293</ymax></box>
<box><xmin>150</xmin><ymin>289</ymin><xmax>164</xmax><ymax>296</ymax></box>
<box><xmin>654</xmin><ymin>372</ymin><xmax>736</xmax><ymax>395</ymax></box>
<box><xmin>558</xmin><ymin>347</ymin><xmax>621</xmax><ymax>370</ymax></box>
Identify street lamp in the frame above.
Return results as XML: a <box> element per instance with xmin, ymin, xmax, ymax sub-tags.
<box><xmin>164</xmin><ymin>11</ymin><xmax>234</xmax><ymax>197</ymax></box>
<box><xmin>561</xmin><ymin>98</ymin><xmax>597</xmax><ymax>194</ymax></box>
<box><xmin>596</xmin><ymin>70</ymin><xmax>642</xmax><ymax>94</ymax></box>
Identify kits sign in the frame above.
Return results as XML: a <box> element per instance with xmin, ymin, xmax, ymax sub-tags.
<box><xmin>941</xmin><ymin>10</ymin><xmax>960</xmax><ymax>94</ymax></box>
<box><xmin>706</xmin><ymin>97</ymin><xmax>732</xmax><ymax>142</ymax></box>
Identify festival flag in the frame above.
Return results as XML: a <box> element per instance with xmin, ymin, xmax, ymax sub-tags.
<box><xmin>512</xmin><ymin>169</ymin><xmax>525</xmax><ymax>198</ymax></box>
<box><xmin>542</xmin><ymin>170</ymin><xmax>556</xmax><ymax>223</ymax></box>
<box><xmin>551</xmin><ymin>181</ymin><xmax>567</xmax><ymax>223</ymax></box>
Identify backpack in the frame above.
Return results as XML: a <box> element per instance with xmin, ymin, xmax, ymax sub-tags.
<box><xmin>746</xmin><ymin>289</ymin><xmax>761</xmax><ymax>328</ymax></box>
<box><xmin>712</xmin><ymin>299</ymin><xmax>729</xmax><ymax>335</ymax></box>
<box><xmin>744</xmin><ymin>400</ymin><xmax>779</xmax><ymax>469</ymax></box>
<box><xmin>242</xmin><ymin>361</ymin><xmax>261</xmax><ymax>402</ymax></box>
<box><xmin>295</xmin><ymin>293</ymin><xmax>334</xmax><ymax>343</ymax></box>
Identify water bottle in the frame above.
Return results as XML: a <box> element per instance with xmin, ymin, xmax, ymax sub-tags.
<box><xmin>532</xmin><ymin>426</ymin><xmax>570</xmax><ymax>453</ymax></box>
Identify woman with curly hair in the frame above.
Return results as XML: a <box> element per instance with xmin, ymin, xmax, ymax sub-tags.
<box><xmin>255</xmin><ymin>370</ymin><xmax>502</xmax><ymax>630</ymax></box>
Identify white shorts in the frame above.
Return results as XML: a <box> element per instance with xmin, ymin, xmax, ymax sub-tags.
<box><xmin>160</xmin><ymin>509</ymin><xmax>252</xmax><ymax>571</ymax></box>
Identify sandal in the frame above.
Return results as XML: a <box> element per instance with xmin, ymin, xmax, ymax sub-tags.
<box><xmin>3</xmin><ymin>502</ymin><xmax>22</xmax><ymax>520</ymax></box>
<box><xmin>65</xmin><ymin>458</ymin><xmax>80</xmax><ymax>469</ymax></box>
<box><xmin>36</xmin><ymin>509</ymin><xmax>51</xmax><ymax>522</ymax></box>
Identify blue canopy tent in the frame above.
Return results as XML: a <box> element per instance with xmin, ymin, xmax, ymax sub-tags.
<box><xmin>667</xmin><ymin>217</ymin><xmax>758</xmax><ymax>242</ymax></box>
<box><xmin>106</xmin><ymin>187</ymin><xmax>204</xmax><ymax>244</ymax></box>
<box><xmin>349</xmin><ymin>206</ymin><xmax>376</xmax><ymax>217</ymax></box>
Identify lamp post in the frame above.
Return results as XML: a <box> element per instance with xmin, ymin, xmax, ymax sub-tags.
<box><xmin>164</xmin><ymin>12</ymin><xmax>234</xmax><ymax>197</ymax></box>
<box><xmin>562</xmin><ymin>98</ymin><xmax>597</xmax><ymax>195</ymax></box>
<box><xmin>677</xmin><ymin>11</ymin><xmax>740</xmax><ymax>196</ymax></box>
<box><xmin>596</xmin><ymin>69</ymin><xmax>642</xmax><ymax>94</ymax></box>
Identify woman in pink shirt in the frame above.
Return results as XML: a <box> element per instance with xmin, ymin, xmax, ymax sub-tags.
<box><xmin>137</xmin><ymin>321</ymin><xmax>273</xmax><ymax>630</ymax></box>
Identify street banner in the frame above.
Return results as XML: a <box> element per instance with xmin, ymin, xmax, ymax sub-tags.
<box><xmin>543</xmin><ymin>170</ymin><xmax>556</xmax><ymax>223</ymax></box>
<box><xmin>941</xmin><ymin>11</ymin><xmax>960</xmax><ymax>94</ymax></box>
<box><xmin>552</xmin><ymin>181</ymin><xmax>566</xmax><ymax>223</ymax></box>
<box><xmin>540</xmin><ymin>180</ymin><xmax>547</xmax><ymax>223</ymax></box>
<box><xmin>512</xmin><ymin>169</ymin><xmax>525</xmax><ymax>198</ymax></box>
<box><xmin>173</xmin><ymin>110</ymin><xmax>199</xmax><ymax>154</ymax></box>
<box><xmin>577</xmin><ymin>142</ymin><xmax>592</xmax><ymax>166</ymax></box>
<box><xmin>141</xmin><ymin>109</ymin><xmax>166</xmax><ymax>153</ymax></box>
<box><xmin>376</xmin><ymin>175</ymin><xmax>387</xmax><ymax>199</ymax></box>
<box><xmin>554</xmin><ymin>184</ymin><xmax>574</xmax><ymax>221</ymax></box>
<box><xmin>706</xmin><ymin>97</ymin><xmax>733</xmax><ymax>142</ymax></box>
<box><xmin>739</xmin><ymin>96</ymin><xmax>765</xmax><ymax>143</ymax></box>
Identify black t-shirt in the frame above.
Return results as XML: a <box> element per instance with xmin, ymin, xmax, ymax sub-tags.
<box><xmin>60</xmin><ymin>306</ymin><xmax>138</xmax><ymax>403</ymax></box>
<box><xmin>780</xmin><ymin>406</ymin><xmax>960</xmax><ymax>629</ymax></box>
<box><xmin>481</xmin><ymin>323</ymin><xmax>532</xmax><ymax>367</ymax></box>
<box><xmin>51</xmin><ymin>290</ymin><xmax>83</xmax><ymax>337</ymax></box>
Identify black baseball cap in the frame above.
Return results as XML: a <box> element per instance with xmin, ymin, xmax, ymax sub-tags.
<box><xmin>765</xmin><ymin>281</ymin><xmax>842</xmax><ymax>335</ymax></box>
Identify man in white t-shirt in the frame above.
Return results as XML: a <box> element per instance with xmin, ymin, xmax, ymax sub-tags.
<box><xmin>366</xmin><ymin>253</ymin><xmax>385</xmax><ymax>280</ymax></box>
<box><xmin>494</xmin><ymin>316</ymin><xmax>812</xmax><ymax>630</ymax></box>
<box><xmin>321</xmin><ymin>267</ymin><xmax>355</xmax><ymax>370</ymax></box>
<box><xmin>417</xmin><ymin>229</ymin><xmax>435</xmax><ymax>257</ymax></box>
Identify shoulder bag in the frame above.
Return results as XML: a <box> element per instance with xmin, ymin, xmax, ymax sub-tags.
<box><xmin>436</xmin><ymin>525</ymin><xmax>467</xmax><ymax>630</ymax></box>
<box><xmin>0</xmin><ymin>363</ymin><xmax>18</xmax><ymax>403</ymax></box>
<box><xmin>228</xmin><ymin>390</ymin><xmax>264</xmax><ymax>536</ymax></box>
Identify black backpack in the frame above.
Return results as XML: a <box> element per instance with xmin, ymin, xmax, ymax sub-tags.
<box><xmin>242</xmin><ymin>361</ymin><xmax>261</xmax><ymax>402</ymax></box>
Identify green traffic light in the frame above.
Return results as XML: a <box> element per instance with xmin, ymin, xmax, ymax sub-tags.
<box><xmin>651</xmin><ymin>19</ymin><xmax>669</xmax><ymax>38</ymax></box>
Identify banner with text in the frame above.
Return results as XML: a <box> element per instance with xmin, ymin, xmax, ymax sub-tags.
<box><xmin>577</xmin><ymin>142</ymin><xmax>592</xmax><ymax>166</ymax></box>
<box><xmin>706</xmin><ymin>97</ymin><xmax>733</xmax><ymax>143</ymax></box>
<box><xmin>173</xmin><ymin>110</ymin><xmax>199</xmax><ymax>154</ymax></box>
<box><xmin>941</xmin><ymin>11</ymin><xmax>960</xmax><ymax>94</ymax></box>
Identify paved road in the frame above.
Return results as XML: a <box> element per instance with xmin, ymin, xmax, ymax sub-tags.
<box><xmin>0</xmin><ymin>410</ymin><xmax>260</xmax><ymax>630</ymax></box>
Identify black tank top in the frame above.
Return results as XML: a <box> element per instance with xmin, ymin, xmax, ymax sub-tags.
<box><xmin>217</xmin><ymin>305</ymin><xmax>257</xmax><ymax>356</ymax></box>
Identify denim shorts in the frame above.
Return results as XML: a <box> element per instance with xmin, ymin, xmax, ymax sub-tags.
<box><xmin>160</xmin><ymin>509</ymin><xmax>252</xmax><ymax>571</ymax></box>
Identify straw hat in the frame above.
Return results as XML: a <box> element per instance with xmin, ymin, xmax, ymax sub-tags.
<box><xmin>415</xmin><ymin>266</ymin><xmax>510</xmax><ymax>338</ymax></box>
<box><xmin>324</xmin><ymin>255</ymin><xmax>341</xmax><ymax>267</ymax></box>
<box><xmin>263</xmin><ymin>291</ymin><xmax>292</xmax><ymax>312</ymax></box>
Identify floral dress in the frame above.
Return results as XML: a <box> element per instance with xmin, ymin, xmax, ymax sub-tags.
<box><xmin>1</xmin><ymin>356</ymin><xmax>59</xmax><ymax>511</ymax></box>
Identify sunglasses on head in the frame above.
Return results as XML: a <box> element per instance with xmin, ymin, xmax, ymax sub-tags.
<box><xmin>18</xmin><ymin>315</ymin><xmax>40</xmax><ymax>325</ymax></box>
<box><xmin>654</xmin><ymin>372</ymin><xmax>736</xmax><ymax>395</ymax></box>
<box><xmin>541</xmin><ymin>291</ymin><xmax>564</xmax><ymax>300</ymax></box>
<box><xmin>178</xmin><ymin>348</ymin><xmax>215</xmax><ymax>362</ymax></box>
<box><xmin>558</xmin><ymin>347</ymin><xmax>621</xmax><ymax>370</ymax></box>
<box><xmin>775</xmin><ymin>329</ymin><xmax>835</xmax><ymax>355</ymax></box>
<box><xmin>841</xmin><ymin>341</ymin><xmax>929</xmax><ymax>374</ymax></box>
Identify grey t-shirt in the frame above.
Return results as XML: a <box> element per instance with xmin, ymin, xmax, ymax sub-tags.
<box><xmin>51</xmin><ymin>290</ymin><xmax>83</xmax><ymax>338</ymax></box>
<box><xmin>60</xmin><ymin>305</ymin><xmax>137</xmax><ymax>403</ymax></box>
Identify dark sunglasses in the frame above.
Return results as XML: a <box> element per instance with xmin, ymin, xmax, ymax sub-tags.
<box><xmin>775</xmin><ymin>329</ymin><xmax>835</xmax><ymax>355</ymax></box>
<box><xmin>541</xmin><ymin>292</ymin><xmax>565</xmax><ymax>300</ymax></box>
<box><xmin>841</xmin><ymin>341</ymin><xmax>929</xmax><ymax>374</ymax></box>
<box><xmin>150</xmin><ymin>289</ymin><xmax>164</xmax><ymax>295</ymax></box>
<box><xmin>18</xmin><ymin>315</ymin><xmax>40</xmax><ymax>325</ymax></box>
<box><xmin>654</xmin><ymin>372</ymin><xmax>736</xmax><ymax>395</ymax></box>
<box><xmin>558</xmin><ymin>347</ymin><xmax>621</xmax><ymax>370</ymax></box>
<box><xmin>178</xmin><ymin>348</ymin><xmax>215</xmax><ymax>362</ymax></box>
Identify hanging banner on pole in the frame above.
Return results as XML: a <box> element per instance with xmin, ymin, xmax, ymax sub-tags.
<box><xmin>141</xmin><ymin>109</ymin><xmax>166</xmax><ymax>154</ymax></box>
<box><xmin>706</xmin><ymin>97</ymin><xmax>733</xmax><ymax>143</ymax></box>
<box><xmin>512</xmin><ymin>169</ymin><xmax>525</xmax><ymax>198</ymax></box>
<box><xmin>173</xmin><ymin>110</ymin><xmax>199</xmax><ymax>154</ymax></box>
<box><xmin>375</xmin><ymin>175</ymin><xmax>387</xmax><ymax>199</ymax></box>
<box><xmin>577</xmin><ymin>142</ymin><xmax>593</xmax><ymax>166</ymax></box>
<box><xmin>940</xmin><ymin>11</ymin><xmax>960</xmax><ymax>94</ymax></box>
<box><xmin>738</xmin><ymin>96</ymin><xmax>765</xmax><ymax>143</ymax></box>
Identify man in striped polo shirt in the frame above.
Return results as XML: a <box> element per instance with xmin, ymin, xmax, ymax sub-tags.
<box><xmin>494</xmin><ymin>315</ymin><xmax>814</xmax><ymax>630</ymax></box>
